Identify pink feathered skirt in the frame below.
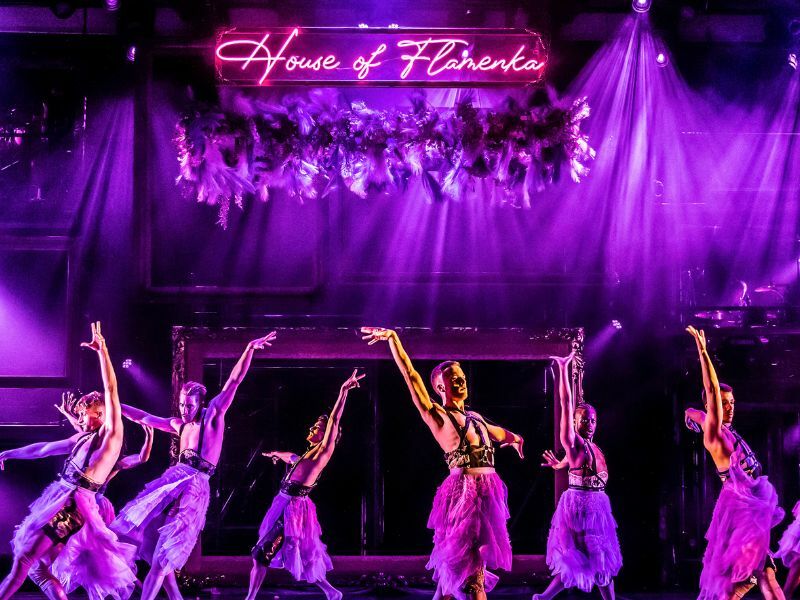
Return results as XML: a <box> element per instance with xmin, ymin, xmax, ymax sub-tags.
<box><xmin>776</xmin><ymin>500</ymin><xmax>800</xmax><ymax>569</ymax></box>
<box><xmin>699</xmin><ymin>456</ymin><xmax>784</xmax><ymax>600</ymax></box>
<box><xmin>111</xmin><ymin>463</ymin><xmax>210</xmax><ymax>572</ymax></box>
<box><xmin>426</xmin><ymin>468</ymin><xmax>512</xmax><ymax>600</ymax></box>
<box><xmin>12</xmin><ymin>479</ymin><xmax>137</xmax><ymax>600</ymax></box>
<box><xmin>545</xmin><ymin>488</ymin><xmax>622</xmax><ymax>592</ymax></box>
<box><xmin>257</xmin><ymin>491</ymin><xmax>333</xmax><ymax>582</ymax></box>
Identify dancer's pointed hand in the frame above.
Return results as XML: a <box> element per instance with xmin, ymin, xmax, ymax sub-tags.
<box><xmin>341</xmin><ymin>368</ymin><xmax>366</xmax><ymax>391</ymax></box>
<box><xmin>501</xmin><ymin>435</ymin><xmax>524</xmax><ymax>459</ymax></box>
<box><xmin>248</xmin><ymin>331</ymin><xmax>277</xmax><ymax>351</ymax></box>
<box><xmin>360</xmin><ymin>327</ymin><xmax>395</xmax><ymax>345</ymax></box>
<box><xmin>80</xmin><ymin>321</ymin><xmax>106</xmax><ymax>353</ymax></box>
<box><xmin>686</xmin><ymin>326</ymin><xmax>707</xmax><ymax>353</ymax></box>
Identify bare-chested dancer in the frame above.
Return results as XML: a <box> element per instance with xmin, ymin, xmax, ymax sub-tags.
<box><xmin>246</xmin><ymin>368</ymin><xmax>365</xmax><ymax>600</ymax></box>
<box><xmin>361</xmin><ymin>327</ymin><xmax>524</xmax><ymax>600</ymax></box>
<box><xmin>112</xmin><ymin>331</ymin><xmax>277</xmax><ymax>600</ymax></box>
<box><xmin>685</xmin><ymin>326</ymin><xmax>784</xmax><ymax>600</ymax></box>
<box><xmin>533</xmin><ymin>354</ymin><xmax>621</xmax><ymax>600</ymax></box>
<box><xmin>0</xmin><ymin>321</ymin><xmax>137</xmax><ymax>600</ymax></box>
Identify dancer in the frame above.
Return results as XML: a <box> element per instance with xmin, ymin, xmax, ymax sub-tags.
<box><xmin>246</xmin><ymin>368</ymin><xmax>365</xmax><ymax>600</ymax></box>
<box><xmin>56</xmin><ymin>391</ymin><xmax>154</xmax><ymax>524</ymax></box>
<box><xmin>532</xmin><ymin>354</ymin><xmax>621</xmax><ymax>600</ymax></box>
<box><xmin>685</xmin><ymin>326</ymin><xmax>784</xmax><ymax>600</ymax></box>
<box><xmin>361</xmin><ymin>327</ymin><xmax>524</xmax><ymax>600</ymax></box>
<box><xmin>112</xmin><ymin>331</ymin><xmax>277</xmax><ymax>600</ymax></box>
<box><xmin>0</xmin><ymin>321</ymin><xmax>137</xmax><ymax>600</ymax></box>
<box><xmin>776</xmin><ymin>502</ymin><xmax>800</xmax><ymax>598</ymax></box>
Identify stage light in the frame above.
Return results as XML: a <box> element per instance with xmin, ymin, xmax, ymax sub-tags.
<box><xmin>632</xmin><ymin>0</ymin><xmax>651</xmax><ymax>13</ymax></box>
<box><xmin>388</xmin><ymin>23</ymin><xmax>399</xmax><ymax>29</ymax></box>
<box><xmin>105</xmin><ymin>0</ymin><xmax>119</xmax><ymax>10</ymax></box>
<box><xmin>655</xmin><ymin>52</ymin><xmax>669</xmax><ymax>67</ymax></box>
<box><xmin>50</xmin><ymin>1</ymin><xmax>76</xmax><ymax>19</ymax></box>
<box><xmin>122</xmin><ymin>358</ymin><xmax>133</xmax><ymax>369</ymax></box>
<box><xmin>126</xmin><ymin>45</ymin><xmax>136</xmax><ymax>63</ymax></box>
<box><xmin>358</xmin><ymin>23</ymin><xmax>369</xmax><ymax>29</ymax></box>
<box><xmin>611</xmin><ymin>320</ymin><xmax>623</xmax><ymax>330</ymax></box>
<box><xmin>790</xmin><ymin>53</ymin><xmax>798</xmax><ymax>71</ymax></box>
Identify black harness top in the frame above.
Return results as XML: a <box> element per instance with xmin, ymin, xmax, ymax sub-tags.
<box><xmin>567</xmin><ymin>438</ymin><xmax>608</xmax><ymax>492</ymax></box>
<box><xmin>177</xmin><ymin>410</ymin><xmax>216</xmax><ymax>476</ymax></box>
<box><xmin>442</xmin><ymin>407</ymin><xmax>495</xmax><ymax>469</ymax></box>
<box><xmin>717</xmin><ymin>426</ymin><xmax>762</xmax><ymax>482</ymax></box>
<box><xmin>60</xmin><ymin>431</ymin><xmax>104</xmax><ymax>492</ymax></box>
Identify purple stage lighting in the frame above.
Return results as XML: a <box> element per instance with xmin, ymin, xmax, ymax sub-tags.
<box><xmin>358</xmin><ymin>23</ymin><xmax>369</xmax><ymax>29</ymax></box>
<box><xmin>122</xmin><ymin>358</ymin><xmax>133</xmax><ymax>369</ymax></box>
<box><xmin>632</xmin><ymin>0</ymin><xmax>652</xmax><ymax>13</ymax></box>
<box><xmin>105</xmin><ymin>0</ymin><xmax>119</xmax><ymax>10</ymax></box>
<box><xmin>611</xmin><ymin>320</ymin><xmax>623</xmax><ymax>330</ymax></box>
<box><xmin>388</xmin><ymin>23</ymin><xmax>399</xmax><ymax>29</ymax></box>
<box><xmin>656</xmin><ymin>52</ymin><xmax>668</xmax><ymax>67</ymax></box>
<box><xmin>790</xmin><ymin>53</ymin><xmax>798</xmax><ymax>71</ymax></box>
<box><xmin>126</xmin><ymin>45</ymin><xmax>136</xmax><ymax>63</ymax></box>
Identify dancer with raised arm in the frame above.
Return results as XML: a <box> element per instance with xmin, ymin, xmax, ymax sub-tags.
<box><xmin>246</xmin><ymin>368</ymin><xmax>365</xmax><ymax>600</ymax></box>
<box><xmin>0</xmin><ymin>322</ymin><xmax>137</xmax><ymax>600</ymax></box>
<box><xmin>56</xmin><ymin>392</ymin><xmax>154</xmax><ymax>524</ymax></box>
<box><xmin>685</xmin><ymin>326</ymin><xmax>784</xmax><ymax>600</ymax></box>
<box><xmin>112</xmin><ymin>331</ymin><xmax>277</xmax><ymax>600</ymax></box>
<box><xmin>532</xmin><ymin>354</ymin><xmax>621</xmax><ymax>600</ymax></box>
<box><xmin>361</xmin><ymin>327</ymin><xmax>524</xmax><ymax>600</ymax></box>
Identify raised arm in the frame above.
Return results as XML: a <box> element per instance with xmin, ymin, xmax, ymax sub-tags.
<box><xmin>121</xmin><ymin>404</ymin><xmax>178</xmax><ymax>433</ymax></box>
<box><xmin>116</xmin><ymin>425</ymin><xmax>154</xmax><ymax>471</ymax></box>
<box><xmin>318</xmin><ymin>369</ymin><xmax>365</xmax><ymax>456</ymax></box>
<box><xmin>55</xmin><ymin>391</ymin><xmax>82</xmax><ymax>433</ymax></box>
<box><xmin>553</xmin><ymin>354</ymin><xmax>577</xmax><ymax>451</ymax></box>
<box><xmin>81</xmin><ymin>322</ymin><xmax>122</xmax><ymax>440</ymax></box>
<box><xmin>207</xmin><ymin>332</ymin><xmax>277</xmax><ymax>417</ymax></box>
<box><xmin>262</xmin><ymin>451</ymin><xmax>300</xmax><ymax>465</ymax></box>
<box><xmin>361</xmin><ymin>328</ymin><xmax>437</xmax><ymax>420</ymax></box>
<box><xmin>687</xmin><ymin>326</ymin><xmax>723</xmax><ymax>441</ymax></box>
<box><xmin>0</xmin><ymin>434</ymin><xmax>81</xmax><ymax>470</ymax></box>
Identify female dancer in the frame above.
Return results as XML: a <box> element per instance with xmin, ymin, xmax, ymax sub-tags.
<box><xmin>776</xmin><ymin>504</ymin><xmax>800</xmax><ymax>598</ymax></box>
<box><xmin>361</xmin><ymin>327</ymin><xmax>524</xmax><ymax>600</ymax></box>
<box><xmin>0</xmin><ymin>322</ymin><xmax>137</xmax><ymax>600</ymax></box>
<box><xmin>685</xmin><ymin>326</ymin><xmax>784</xmax><ymax>600</ymax></box>
<box><xmin>533</xmin><ymin>354</ymin><xmax>621</xmax><ymax>600</ymax></box>
<box><xmin>112</xmin><ymin>331</ymin><xmax>276</xmax><ymax>600</ymax></box>
<box><xmin>245</xmin><ymin>368</ymin><xmax>364</xmax><ymax>600</ymax></box>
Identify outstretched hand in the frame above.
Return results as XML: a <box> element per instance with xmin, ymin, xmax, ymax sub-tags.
<box><xmin>550</xmin><ymin>352</ymin><xmax>575</xmax><ymax>368</ymax></box>
<box><xmin>360</xmin><ymin>327</ymin><xmax>395</xmax><ymax>345</ymax></box>
<box><xmin>248</xmin><ymin>331</ymin><xmax>277</xmax><ymax>351</ymax></box>
<box><xmin>501</xmin><ymin>435</ymin><xmax>525</xmax><ymax>459</ymax></box>
<box><xmin>55</xmin><ymin>391</ymin><xmax>76</xmax><ymax>418</ymax></box>
<box><xmin>341</xmin><ymin>368</ymin><xmax>366</xmax><ymax>391</ymax></box>
<box><xmin>541</xmin><ymin>450</ymin><xmax>565</xmax><ymax>469</ymax></box>
<box><xmin>80</xmin><ymin>321</ymin><xmax>106</xmax><ymax>353</ymax></box>
<box><xmin>262</xmin><ymin>451</ymin><xmax>280</xmax><ymax>464</ymax></box>
<box><xmin>686</xmin><ymin>326</ymin><xmax>707</xmax><ymax>353</ymax></box>
<box><xmin>141</xmin><ymin>424</ymin><xmax>154</xmax><ymax>439</ymax></box>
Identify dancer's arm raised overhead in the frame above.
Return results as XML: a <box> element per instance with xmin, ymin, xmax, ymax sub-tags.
<box><xmin>316</xmin><ymin>369</ymin><xmax>365</xmax><ymax>460</ymax></box>
<box><xmin>552</xmin><ymin>353</ymin><xmax>581</xmax><ymax>462</ymax></box>
<box><xmin>116</xmin><ymin>424</ymin><xmax>154</xmax><ymax>471</ymax></box>
<box><xmin>206</xmin><ymin>332</ymin><xmax>277</xmax><ymax>419</ymax></box>
<box><xmin>361</xmin><ymin>327</ymin><xmax>443</xmax><ymax>429</ymax></box>
<box><xmin>686</xmin><ymin>326</ymin><xmax>723</xmax><ymax>446</ymax></box>
<box><xmin>82</xmin><ymin>321</ymin><xmax>124</xmax><ymax>469</ymax></box>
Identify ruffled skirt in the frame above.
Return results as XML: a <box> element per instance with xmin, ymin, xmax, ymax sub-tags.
<box><xmin>545</xmin><ymin>488</ymin><xmax>622</xmax><ymax>592</ymax></box>
<box><xmin>96</xmin><ymin>494</ymin><xmax>116</xmax><ymax>526</ymax></box>
<box><xmin>777</xmin><ymin>500</ymin><xmax>800</xmax><ymax>569</ymax></box>
<box><xmin>258</xmin><ymin>491</ymin><xmax>333</xmax><ymax>582</ymax></box>
<box><xmin>12</xmin><ymin>479</ymin><xmax>137</xmax><ymax>600</ymax></box>
<box><xmin>111</xmin><ymin>463</ymin><xmax>210</xmax><ymax>572</ymax></box>
<box><xmin>699</xmin><ymin>458</ymin><xmax>784</xmax><ymax>600</ymax></box>
<box><xmin>426</xmin><ymin>470</ymin><xmax>512</xmax><ymax>600</ymax></box>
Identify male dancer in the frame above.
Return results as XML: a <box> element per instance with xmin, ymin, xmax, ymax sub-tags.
<box><xmin>245</xmin><ymin>368</ymin><xmax>365</xmax><ymax>600</ymax></box>
<box><xmin>0</xmin><ymin>322</ymin><xmax>137</xmax><ymax>600</ymax></box>
<box><xmin>113</xmin><ymin>331</ymin><xmax>277</xmax><ymax>600</ymax></box>
<box><xmin>361</xmin><ymin>327</ymin><xmax>524</xmax><ymax>600</ymax></box>
<box><xmin>686</xmin><ymin>326</ymin><xmax>784</xmax><ymax>600</ymax></box>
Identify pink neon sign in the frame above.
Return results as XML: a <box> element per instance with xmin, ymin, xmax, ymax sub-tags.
<box><xmin>215</xmin><ymin>28</ymin><xmax>547</xmax><ymax>87</ymax></box>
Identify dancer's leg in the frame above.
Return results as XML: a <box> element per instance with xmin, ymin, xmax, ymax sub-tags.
<box><xmin>0</xmin><ymin>533</ymin><xmax>57</xmax><ymax>600</ymax></box>
<box><xmin>729</xmin><ymin>577</ymin><xmax>756</xmax><ymax>600</ymax></box>
<box><xmin>598</xmin><ymin>580</ymin><xmax>616</xmax><ymax>600</ymax></box>
<box><xmin>785</xmin><ymin>564</ymin><xmax>800</xmax><ymax>598</ymax></box>
<box><xmin>140</xmin><ymin>565</ymin><xmax>171</xmax><ymax>600</ymax></box>
<box><xmin>245</xmin><ymin>559</ymin><xmax>268</xmax><ymax>600</ymax></box>
<box><xmin>463</xmin><ymin>569</ymin><xmax>487</xmax><ymax>600</ymax></box>
<box><xmin>532</xmin><ymin>575</ymin><xmax>565</xmax><ymax>600</ymax></box>
<box><xmin>316</xmin><ymin>575</ymin><xmax>343</xmax><ymax>600</ymax></box>
<box><xmin>163</xmin><ymin>570</ymin><xmax>184</xmax><ymax>600</ymax></box>
<box><xmin>758</xmin><ymin>566</ymin><xmax>785</xmax><ymax>600</ymax></box>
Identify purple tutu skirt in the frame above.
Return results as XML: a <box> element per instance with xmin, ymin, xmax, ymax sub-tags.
<box><xmin>777</xmin><ymin>500</ymin><xmax>800</xmax><ymax>568</ymax></box>
<box><xmin>13</xmin><ymin>479</ymin><xmax>137</xmax><ymax>600</ymax></box>
<box><xmin>258</xmin><ymin>491</ymin><xmax>333</xmax><ymax>583</ymax></box>
<box><xmin>545</xmin><ymin>488</ymin><xmax>622</xmax><ymax>592</ymax></box>
<box><xmin>699</xmin><ymin>456</ymin><xmax>784</xmax><ymax>600</ymax></box>
<box><xmin>111</xmin><ymin>463</ymin><xmax>210</xmax><ymax>572</ymax></box>
<box><xmin>97</xmin><ymin>494</ymin><xmax>116</xmax><ymax>526</ymax></box>
<box><xmin>426</xmin><ymin>469</ymin><xmax>512</xmax><ymax>600</ymax></box>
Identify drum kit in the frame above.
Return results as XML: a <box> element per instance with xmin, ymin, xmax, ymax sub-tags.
<box><xmin>689</xmin><ymin>278</ymin><xmax>789</xmax><ymax>328</ymax></box>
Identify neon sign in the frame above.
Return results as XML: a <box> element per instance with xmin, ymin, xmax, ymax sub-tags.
<box><xmin>215</xmin><ymin>28</ymin><xmax>547</xmax><ymax>87</ymax></box>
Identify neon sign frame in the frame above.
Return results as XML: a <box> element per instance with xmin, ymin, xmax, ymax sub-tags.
<box><xmin>215</xmin><ymin>27</ymin><xmax>548</xmax><ymax>87</ymax></box>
